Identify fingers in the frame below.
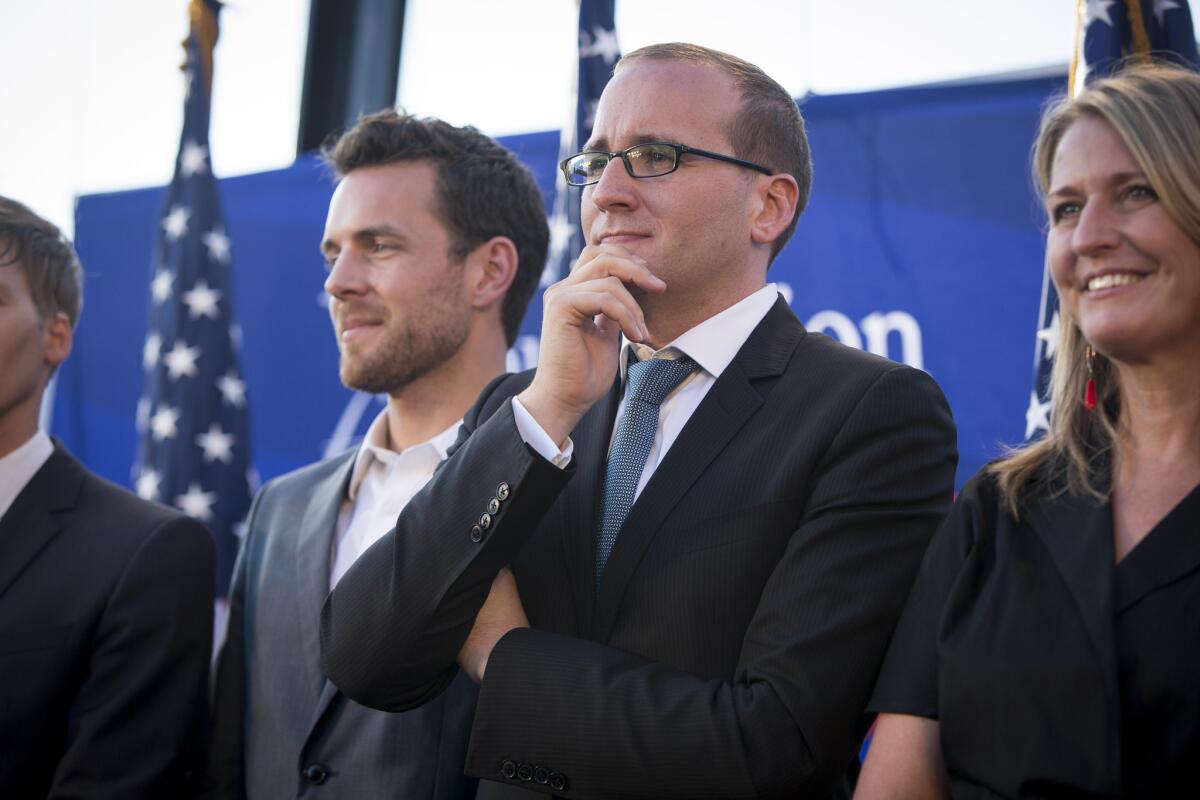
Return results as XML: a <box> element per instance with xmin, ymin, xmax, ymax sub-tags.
<box><xmin>570</xmin><ymin>243</ymin><xmax>666</xmax><ymax>295</ymax></box>
<box><xmin>539</xmin><ymin>243</ymin><xmax>664</xmax><ymax>343</ymax></box>
<box><xmin>544</xmin><ymin>274</ymin><xmax>648</xmax><ymax>343</ymax></box>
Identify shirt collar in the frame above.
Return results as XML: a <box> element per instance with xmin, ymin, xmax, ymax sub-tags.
<box><xmin>620</xmin><ymin>284</ymin><xmax>780</xmax><ymax>381</ymax></box>
<box><xmin>0</xmin><ymin>429</ymin><xmax>54</xmax><ymax>519</ymax></box>
<box><xmin>346</xmin><ymin>409</ymin><xmax>460</xmax><ymax>503</ymax></box>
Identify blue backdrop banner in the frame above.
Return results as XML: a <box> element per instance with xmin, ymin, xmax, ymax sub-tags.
<box><xmin>59</xmin><ymin>73</ymin><xmax>1064</xmax><ymax>496</ymax></box>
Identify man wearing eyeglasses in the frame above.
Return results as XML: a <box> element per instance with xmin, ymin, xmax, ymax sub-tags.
<box><xmin>322</xmin><ymin>43</ymin><xmax>957</xmax><ymax>799</ymax></box>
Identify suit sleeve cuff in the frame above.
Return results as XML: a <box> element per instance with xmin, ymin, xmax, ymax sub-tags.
<box><xmin>511</xmin><ymin>397</ymin><xmax>574</xmax><ymax>468</ymax></box>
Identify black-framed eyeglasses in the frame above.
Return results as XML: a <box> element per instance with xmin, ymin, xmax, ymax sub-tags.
<box><xmin>559</xmin><ymin>142</ymin><xmax>773</xmax><ymax>187</ymax></box>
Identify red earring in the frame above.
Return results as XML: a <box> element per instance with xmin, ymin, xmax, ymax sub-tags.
<box><xmin>1084</xmin><ymin>345</ymin><xmax>1097</xmax><ymax>412</ymax></box>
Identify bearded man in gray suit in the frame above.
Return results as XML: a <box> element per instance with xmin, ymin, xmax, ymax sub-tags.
<box><xmin>207</xmin><ymin>110</ymin><xmax>548</xmax><ymax>799</ymax></box>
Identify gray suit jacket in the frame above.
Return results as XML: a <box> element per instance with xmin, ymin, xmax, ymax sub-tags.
<box><xmin>208</xmin><ymin>449</ymin><xmax>478</xmax><ymax>799</ymax></box>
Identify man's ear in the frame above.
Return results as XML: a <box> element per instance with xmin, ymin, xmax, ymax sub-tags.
<box><xmin>466</xmin><ymin>236</ymin><xmax>519</xmax><ymax>310</ymax></box>
<box><xmin>43</xmin><ymin>311</ymin><xmax>73</xmax><ymax>371</ymax></box>
<box><xmin>749</xmin><ymin>173</ymin><xmax>799</xmax><ymax>247</ymax></box>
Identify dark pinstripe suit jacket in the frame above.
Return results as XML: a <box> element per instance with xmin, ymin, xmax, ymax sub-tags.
<box><xmin>322</xmin><ymin>297</ymin><xmax>958</xmax><ymax>799</ymax></box>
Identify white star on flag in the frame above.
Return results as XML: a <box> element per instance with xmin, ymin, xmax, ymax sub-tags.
<box><xmin>1025</xmin><ymin>391</ymin><xmax>1052</xmax><ymax>439</ymax></box>
<box><xmin>1085</xmin><ymin>0</ymin><xmax>1117</xmax><ymax>27</ymax></box>
<box><xmin>163</xmin><ymin>340</ymin><xmax>201</xmax><ymax>379</ymax></box>
<box><xmin>150</xmin><ymin>405</ymin><xmax>182</xmax><ymax>442</ymax></box>
<box><xmin>196</xmin><ymin>423</ymin><xmax>236</xmax><ymax>464</ymax></box>
<box><xmin>546</xmin><ymin>212</ymin><xmax>575</xmax><ymax>265</ymax></box>
<box><xmin>176</xmin><ymin>482</ymin><xmax>217</xmax><ymax>522</ymax></box>
<box><xmin>151</xmin><ymin>269</ymin><xmax>173</xmax><ymax>303</ymax></box>
<box><xmin>182</xmin><ymin>279</ymin><xmax>222</xmax><ymax>319</ymax></box>
<box><xmin>202</xmin><ymin>227</ymin><xmax>232</xmax><ymax>263</ymax></box>
<box><xmin>143</xmin><ymin>332</ymin><xmax>162</xmax><ymax>369</ymax></box>
<box><xmin>542</xmin><ymin>204</ymin><xmax>581</xmax><ymax>287</ymax></box>
<box><xmin>583</xmin><ymin>98</ymin><xmax>601</xmax><ymax>129</ymax></box>
<box><xmin>1036</xmin><ymin>311</ymin><xmax>1060</xmax><ymax>361</ymax></box>
<box><xmin>136</xmin><ymin>397</ymin><xmax>151</xmax><ymax>432</ymax></box>
<box><xmin>140</xmin><ymin>4</ymin><xmax>255</xmax><ymax>601</ymax></box>
<box><xmin>135</xmin><ymin>467</ymin><xmax>161</xmax><ymax>501</ymax></box>
<box><xmin>580</xmin><ymin>26</ymin><xmax>621</xmax><ymax>64</ymax></box>
<box><xmin>217</xmin><ymin>371</ymin><xmax>247</xmax><ymax>407</ymax></box>
<box><xmin>162</xmin><ymin>205</ymin><xmax>191</xmax><ymax>241</ymax></box>
<box><xmin>179</xmin><ymin>139</ymin><xmax>209</xmax><ymax>177</ymax></box>
<box><xmin>1153</xmin><ymin>0</ymin><xmax>1182</xmax><ymax>24</ymax></box>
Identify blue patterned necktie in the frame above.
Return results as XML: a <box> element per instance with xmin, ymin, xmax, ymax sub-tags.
<box><xmin>596</xmin><ymin>353</ymin><xmax>699</xmax><ymax>584</ymax></box>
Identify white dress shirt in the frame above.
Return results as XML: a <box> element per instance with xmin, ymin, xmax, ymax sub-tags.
<box><xmin>513</xmin><ymin>284</ymin><xmax>780</xmax><ymax>502</ymax></box>
<box><xmin>329</xmin><ymin>411</ymin><xmax>460</xmax><ymax>589</ymax></box>
<box><xmin>0</xmin><ymin>429</ymin><xmax>54</xmax><ymax>521</ymax></box>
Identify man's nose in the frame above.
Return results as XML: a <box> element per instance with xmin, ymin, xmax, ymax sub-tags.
<box><xmin>324</xmin><ymin>250</ymin><xmax>369</xmax><ymax>299</ymax></box>
<box><xmin>588</xmin><ymin>154</ymin><xmax>641</xmax><ymax>213</ymax></box>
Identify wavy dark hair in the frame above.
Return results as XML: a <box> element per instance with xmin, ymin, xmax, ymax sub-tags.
<box><xmin>324</xmin><ymin>110</ymin><xmax>549</xmax><ymax>345</ymax></box>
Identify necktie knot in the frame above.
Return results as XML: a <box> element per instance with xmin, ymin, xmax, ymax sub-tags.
<box><xmin>624</xmin><ymin>354</ymin><xmax>699</xmax><ymax>407</ymax></box>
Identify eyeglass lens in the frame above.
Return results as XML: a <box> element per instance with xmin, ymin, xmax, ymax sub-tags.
<box><xmin>566</xmin><ymin>144</ymin><xmax>678</xmax><ymax>185</ymax></box>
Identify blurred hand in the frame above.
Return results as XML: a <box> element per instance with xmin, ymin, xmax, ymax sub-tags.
<box><xmin>458</xmin><ymin>567</ymin><xmax>530</xmax><ymax>683</ymax></box>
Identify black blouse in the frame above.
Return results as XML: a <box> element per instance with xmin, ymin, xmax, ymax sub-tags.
<box><xmin>869</xmin><ymin>471</ymin><xmax>1200</xmax><ymax>798</ymax></box>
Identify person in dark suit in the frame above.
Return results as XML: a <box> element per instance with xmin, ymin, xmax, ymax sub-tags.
<box><xmin>206</xmin><ymin>112</ymin><xmax>549</xmax><ymax>798</ymax></box>
<box><xmin>856</xmin><ymin>65</ymin><xmax>1200</xmax><ymax>799</ymax></box>
<box><xmin>321</xmin><ymin>44</ymin><xmax>958</xmax><ymax>799</ymax></box>
<box><xmin>0</xmin><ymin>195</ymin><xmax>215</xmax><ymax>798</ymax></box>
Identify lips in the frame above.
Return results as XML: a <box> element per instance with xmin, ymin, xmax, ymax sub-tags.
<box><xmin>336</xmin><ymin>315</ymin><xmax>384</xmax><ymax>342</ymax></box>
<box><xmin>596</xmin><ymin>231</ymin><xmax>650</xmax><ymax>246</ymax></box>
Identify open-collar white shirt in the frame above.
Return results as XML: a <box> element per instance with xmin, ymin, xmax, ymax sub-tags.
<box><xmin>0</xmin><ymin>430</ymin><xmax>54</xmax><ymax>522</ymax></box>
<box><xmin>513</xmin><ymin>284</ymin><xmax>780</xmax><ymax>502</ymax></box>
<box><xmin>330</xmin><ymin>410</ymin><xmax>460</xmax><ymax>589</ymax></box>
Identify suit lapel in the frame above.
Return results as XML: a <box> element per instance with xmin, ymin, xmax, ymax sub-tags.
<box><xmin>594</xmin><ymin>300</ymin><xmax>804</xmax><ymax>642</ymax></box>
<box><xmin>295</xmin><ymin>450</ymin><xmax>356</xmax><ymax>711</ymax></box>
<box><xmin>306</xmin><ymin>680</ymin><xmax>342</xmax><ymax>745</ymax></box>
<box><xmin>560</xmin><ymin>378</ymin><xmax>621</xmax><ymax>638</ymax></box>
<box><xmin>1115</xmin><ymin>480</ymin><xmax>1200</xmax><ymax>611</ymax></box>
<box><xmin>1026</xmin><ymin>489</ymin><xmax>1120</xmax><ymax>703</ymax></box>
<box><xmin>0</xmin><ymin>449</ymin><xmax>82</xmax><ymax>600</ymax></box>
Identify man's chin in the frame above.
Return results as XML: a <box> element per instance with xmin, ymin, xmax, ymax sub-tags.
<box><xmin>341</xmin><ymin>363</ymin><xmax>389</xmax><ymax>396</ymax></box>
<box><xmin>341</xmin><ymin>355</ymin><xmax>419</xmax><ymax>395</ymax></box>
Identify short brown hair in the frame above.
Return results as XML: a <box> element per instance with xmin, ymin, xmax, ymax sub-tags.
<box><xmin>616</xmin><ymin>43</ymin><xmax>813</xmax><ymax>263</ymax></box>
<box><xmin>0</xmin><ymin>195</ymin><xmax>83</xmax><ymax>328</ymax></box>
<box><xmin>323</xmin><ymin>110</ymin><xmax>549</xmax><ymax>345</ymax></box>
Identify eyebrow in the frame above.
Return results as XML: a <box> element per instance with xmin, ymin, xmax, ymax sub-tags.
<box><xmin>1046</xmin><ymin>170</ymin><xmax>1148</xmax><ymax>198</ymax></box>
<box><xmin>320</xmin><ymin>225</ymin><xmax>407</xmax><ymax>256</ymax></box>
<box><xmin>583</xmin><ymin>132</ymin><xmax>681</xmax><ymax>152</ymax></box>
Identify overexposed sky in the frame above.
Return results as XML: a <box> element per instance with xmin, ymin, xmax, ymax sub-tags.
<box><xmin>2</xmin><ymin>0</ymin><xmax>1079</xmax><ymax>238</ymax></box>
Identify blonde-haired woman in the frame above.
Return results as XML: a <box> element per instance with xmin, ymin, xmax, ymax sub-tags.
<box><xmin>856</xmin><ymin>65</ymin><xmax>1200</xmax><ymax>799</ymax></box>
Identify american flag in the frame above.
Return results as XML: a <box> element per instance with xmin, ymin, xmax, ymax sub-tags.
<box><xmin>134</xmin><ymin>0</ymin><xmax>251</xmax><ymax>595</ymax></box>
<box><xmin>542</xmin><ymin>0</ymin><xmax>621</xmax><ymax>286</ymax></box>
<box><xmin>1026</xmin><ymin>0</ymin><xmax>1198</xmax><ymax>439</ymax></box>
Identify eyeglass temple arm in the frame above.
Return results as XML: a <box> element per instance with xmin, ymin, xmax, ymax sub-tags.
<box><xmin>679</xmin><ymin>145</ymin><xmax>773</xmax><ymax>175</ymax></box>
